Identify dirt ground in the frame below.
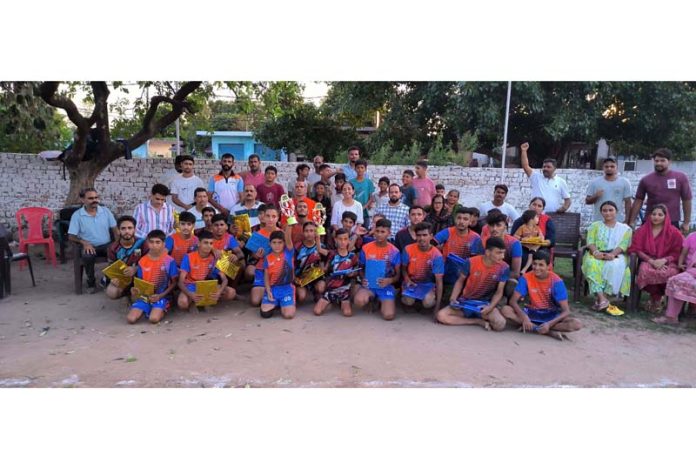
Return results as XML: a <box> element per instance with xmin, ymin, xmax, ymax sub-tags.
<box><xmin>2</xmin><ymin>257</ymin><xmax>696</xmax><ymax>388</ymax></box>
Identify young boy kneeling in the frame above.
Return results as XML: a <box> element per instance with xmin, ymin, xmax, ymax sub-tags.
<box><xmin>401</xmin><ymin>222</ymin><xmax>444</xmax><ymax>312</ymax></box>
<box><xmin>435</xmin><ymin>237</ymin><xmax>509</xmax><ymax>331</ymax></box>
<box><xmin>128</xmin><ymin>230</ymin><xmax>179</xmax><ymax>324</ymax></box>
<box><xmin>177</xmin><ymin>230</ymin><xmax>236</xmax><ymax>313</ymax></box>
<box><xmin>501</xmin><ymin>250</ymin><xmax>582</xmax><ymax>340</ymax></box>
<box><xmin>354</xmin><ymin>218</ymin><xmax>401</xmax><ymax>321</ymax></box>
<box><xmin>314</xmin><ymin>228</ymin><xmax>359</xmax><ymax>317</ymax></box>
<box><xmin>261</xmin><ymin>226</ymin><xmax>297</xmax><ymax>319</ymax></box>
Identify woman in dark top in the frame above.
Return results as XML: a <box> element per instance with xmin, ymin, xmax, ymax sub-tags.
<box><xmin>425</xmin><ymin>194</ymin><xmax>451</xmax><ymax>235</ymax></box>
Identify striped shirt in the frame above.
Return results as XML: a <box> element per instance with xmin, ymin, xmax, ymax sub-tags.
<box><xmin>133</xmin><ymin>201</ymin><xmax>175</xmax><ymax>239</ymax></box>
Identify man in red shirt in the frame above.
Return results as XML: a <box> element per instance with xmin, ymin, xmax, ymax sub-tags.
<box><xmin>256</xmin><ymin>165</ymin><xmax>286</xmax><ymax>208</ymax></box>
<box><xmin>240</xmin><ymin>154</ymin><xmax>265</xmax><ymax>189</ymax></box>
<box><xmin>628</xmin><ymin>148</ymin><xmax>692</xmax><ymax>233</ymax></box>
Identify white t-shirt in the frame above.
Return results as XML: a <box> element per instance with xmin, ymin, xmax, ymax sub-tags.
<box><xmin>479</xmin><ymin>201</ymin><xmax>520</xmax><ymax>224</ymax></box>
<box><xmin>331</xmin><ymin>199</ymin><xmax>364</xmax><ymax>226</ymax></box>
<box><xmin>187</xmin><ymin>204</ymin><xmax>216</xmax><ymax>229</ymax></box>
<box><xmin>529</xmin><ymin>170</ymin><xmax>570</xmax><ymax>213</ymax></box>
<box><xmin>170</xmin><ymin>174</ymin><xmax>206</xmax><ymax>212</ymax></box>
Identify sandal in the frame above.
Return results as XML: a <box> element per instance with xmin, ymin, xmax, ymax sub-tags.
<box><xmin>605</xmin><ymin>304</ymin><xmax>624</xmax><ymax>316</ymax></box>
<box><xmin>652</xmin><ymin>316</ymin><xmax>679</xmax><ymax>326</ymax></box>
<box><xmin>593</xmin><ymin>299</ymin><xmax>610</xmax><ymax>311</ymax></box>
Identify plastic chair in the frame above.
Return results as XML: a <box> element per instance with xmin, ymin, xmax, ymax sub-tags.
<box><xmin>15</xmin><ymin>207</ymin><xmax>57</xmax><ymax>268</ymax></box>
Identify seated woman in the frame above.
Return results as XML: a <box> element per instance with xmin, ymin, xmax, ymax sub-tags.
<box><xmin>653</xmin><ymin>231</ymin><xmax>696</xmax><ymax>325</ymax></box>
<box><xmin>511</xmin><ymin>197</ymin><xmax>556</xmax><ymax>248</ymax></box>
<box><xmin>627</xmin><ymin>204</ymin><xmax>683</xmax><ymax>313</ymax></box>
<box><xmin>581</xmin><ymin>201</ymin><xmax>633</xmax><ymax>311</ymax></box>
<box><xmin>425</xmin><ymin>194</ymin><xmax>451</xmax><ymax>235</ymax></box>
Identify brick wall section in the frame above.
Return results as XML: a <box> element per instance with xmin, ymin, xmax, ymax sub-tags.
<box><xmin>2</xmin><ymin>153</ymin><xmax>694</xmax><ymax>232</ymax></box>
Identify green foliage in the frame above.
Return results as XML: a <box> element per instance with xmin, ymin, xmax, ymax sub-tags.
<box><xmin>253</xmin><ymin>102</ymin><xmax>359</xmax><ymax>160</ymax></box>
<box><xmin>0</xmin><ymin>82</ymin><xmax>71</xmax><ymax>152</ymax></box>
<box><xmin>323</xmin><ymin>81</ymin><xmax>696</xmax><ymax>163</ymax></box>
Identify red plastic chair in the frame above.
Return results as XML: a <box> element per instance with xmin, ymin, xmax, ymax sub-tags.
<box><xmin>15</xmin><ymin>207</ymin><xmax>57</xmax><ymax>268</ymax></box>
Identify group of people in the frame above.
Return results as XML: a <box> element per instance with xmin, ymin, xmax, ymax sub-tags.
<box><xmin>65</xmin><ymin>143</ymin><xmax>694</xmax><ymax>335</ymax></box>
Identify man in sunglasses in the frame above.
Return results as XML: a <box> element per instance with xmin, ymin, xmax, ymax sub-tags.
<box><xmin>68</xmin><ymin>187</ymin><xmax>119</xmax><ymax>293</ymax></box>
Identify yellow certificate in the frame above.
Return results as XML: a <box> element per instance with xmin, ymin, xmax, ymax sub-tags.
<box><xmin>133</xmin><ymin>277</ymin><xmax>155</xmax><ymax>302</ymax></box>
<box><xmin>232</xmin><ymin>213</ymin><xmax>252</xmax><ymax>238</ymax></box>
<box><xmin>102</xmin><ymin>260</ymin><xmax>133</xmax><ymax>287</ymax></box>
<box><xmin>195</xmin><ymin>280</ymin><xmax>219</xmax><ymax>307</ymax></box>
<box><xmin>215</xmin><ymin>251</ymin><xmax>242</xmax><ymax>279</ymax></box>
<box><xmin>298</xmin><ymin>265</ymin><xmax>325</xmax><ymax>287</ymax></box>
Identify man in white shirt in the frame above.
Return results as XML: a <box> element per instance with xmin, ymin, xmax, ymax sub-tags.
<box><xmin>170</xmin><ymin>155</ymin><xmax>205</xmax><ymax>213</ymax></box>
<box><xmin>231</xmin><ymin>184</ymin><xmax>263</xmax><ymax>229</ymax></box>
<box><xmin>307</xmin><ymin>154</ymin><xmax>325</xmax><ymax>187</ymax></box>
<box><xmin>479</xmin><ymin>184</ymin><xmax>520</xmax><ymax>225</ymax></box>
<box><xmin>188</xmin><ymin>187</ymin><xmax>216</xmax><ymax>229</ymax></box>
<box><xmin>520</xmin><ymin>142</ymin><xmax>570</xmax><ymax>213</ymax></box>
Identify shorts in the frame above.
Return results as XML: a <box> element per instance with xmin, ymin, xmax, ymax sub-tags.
<box><xmin>185</xmin><ymin>283</ymin><xmax>196</xmax><ymax>293</ymax></box>
<box><xmin>322</xmin><ymin>285</ymin><xmax>351</xmax><ymax>304</ymax></box>
<box><xmin>262</xmin><ymin>284</ymin><xmax>296</xmax><ymax>308</ymax></box>
<box><xmin>131</xmin><ymin>297</ymin><xmax>170</xmax><ymax>318</ymax></box>
<box><xmin>366</xmin><ymin>285</ymin><xmax>396</xmax><ymax>301</ymax></box>
<box><xmin>253</xmin><ymin>268</ymin><xmax>265</xmax><ymax>288</ymax></box>
<box><xmin>524</xmin><ymin>308</ymin><xmax>560</xmax><ymax>325</ymax></box>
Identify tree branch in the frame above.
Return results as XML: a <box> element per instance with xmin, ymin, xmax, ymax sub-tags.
<box><xmin>128</xmin><ymin>81</ymin><xmax>202</xmax><ymax>149</ymax></box>
<box><xmin>39</xmin><ymin>81</ymin><xmax>89</xmax><ymax>131</ymax></box>
<box><xmin>90</xmin><ymin>81</ymin><xmax>111</xmax><ymax>160</ymax></box>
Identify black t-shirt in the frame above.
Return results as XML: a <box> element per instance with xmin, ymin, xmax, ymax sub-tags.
<box><xmin>394</xmin><ymin>228</ymin><xmax>416</xmax><ymax>252</ymax></box>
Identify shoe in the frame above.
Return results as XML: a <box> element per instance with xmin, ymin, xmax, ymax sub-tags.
<box><xmin>652</xmin><ymin>316</ymin><xmax>679</xmax><ymax>325</ymax></box>
<box><xmin>86</xmin><ymin>283</ymin><xmax>97</xmax><ymax>294</ymax></box>
<box><xmin>605</xmin><ymin>304</ymin><xmax>624</xmax><ymax>316</ymax></box>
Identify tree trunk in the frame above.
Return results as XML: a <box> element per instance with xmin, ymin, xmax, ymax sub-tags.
<box><xmin>64</xmin><ymin>159</ymin><xmax>109</xmax><ymax>206</ymax></box>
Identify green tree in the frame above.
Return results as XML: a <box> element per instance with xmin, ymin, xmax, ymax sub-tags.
<box><xmin>0</xmin><ymin>82</ymin><xmax>71</xmax><ymax>153</ymax></box>
<box><xmin>253</xmin><ymin>102</ymin><xmax>359</xmax><ymax>160</ymax></box>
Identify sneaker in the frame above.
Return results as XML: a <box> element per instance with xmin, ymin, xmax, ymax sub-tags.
<box><xmin>86</xmin><ymin>285</ymin><xmax>97</xmax><ymax>294</ymax></box>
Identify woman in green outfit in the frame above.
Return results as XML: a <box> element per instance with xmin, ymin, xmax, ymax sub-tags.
<box><xmin>581</xmin><ymin>201</ymin><xmax>633</xmax><ymax>311</ymax></box>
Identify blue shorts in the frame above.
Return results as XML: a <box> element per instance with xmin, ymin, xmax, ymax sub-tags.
<box><xmin>253</xmin><ymin>268</ymin><xmax>265</xmax><ymax>287</ymax></box>
<box><xmin>185</xmin><ymin>283</ymin><xmax>196</xmax><ymax>293</ymax></box>
<box><xmin>367</xmin><ymin>285</ymin><xmax>396</xmax><ymax>301</ymax></box>
<box><xmin>524</xmin><ymin>308</ymin><xmax>560</xmax><ymax>325</ymax></box>
<box><xmin>450</xmin><ymin>298</ymin><xmax>490</xmax><ymax>319</ymax></box>
<box><xmin>262</xmin><ymin>284</ymin><xmax>295</xmax><ymax>308</ymax></box>
<box><xmin>131</xmin><ymin>297</ymin><xmax>170</xmax><ymax>318</ymax></box>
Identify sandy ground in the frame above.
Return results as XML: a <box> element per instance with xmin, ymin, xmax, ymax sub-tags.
<box><xmin>2</xmin><ymin>257</ymin><xmax>696</xmax><ymax>388</ymax></box>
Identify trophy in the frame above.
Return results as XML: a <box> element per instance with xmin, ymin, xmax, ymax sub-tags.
<box><xmin>280</xmin><ymin>194</ymin><xmax>297</xmax><ymax>225</ymax></box>
<box><xmin>173</xmin><ymin>211</ymin><xmax>180</xmax><ymax>231</ymax></box>
<box><xmin>312</xmin><ymin>203</ymin><xmax>327</xmax><ymax>235</ymax></box>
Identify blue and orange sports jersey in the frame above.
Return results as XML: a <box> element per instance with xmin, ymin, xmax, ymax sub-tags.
<box><xmin>263</xmin><ymin>248</ymin><xmax>295</xmax><ymax>286</ymax></box>
<box><xmin>515</xmin><ymin>271</ymin><xmax>567</xmax><ymax>311</ymax></box>
<box><xmin>254</xmin><ymin>228</ymin><xmax>279</xmax><ymax>268</ymax></box>
<box><xmin>402</xmin><ymin>244</ymin><xmax>445</xmax><ymax>284</ymax></box>
<box><xmin>359</xmin><ymin>241</ymin><xmax>401</xmax><ymax>278</ymax></box>
<box><xmin>136</xmin><ymin>254</ymin><xmax>179</xmax><ymax>294</ymax></box>
<box><xmin>180</xmin><ymin>251</ymin><xmax>219</xmax><ymax>285</ymax></box>
<box><xmin>165</xmin><ymin>232</ymin><xmax>199</xmax><ymax>266</ymax></box>
<box><xmin>212</xmin><ymin>232</ymin><xmax>240</xmax><ymax>252</ymax></box>
<box><xmin>459</xmin><ymin>255</ymin><xmax>510</xmax><ymax>300</ymax></box>
<box><xmin>435</xmin><ymin>227</ymin><xmax>484</xmax><ymax>259</ymax></box>
<box><xmin>501</xmin><ymin>234</ymin><xmax>523</xmax><ymax>265</ymax></box>
<box><xmin>325</xmin><ymin>250</ymin><xmax>359</xmax><ymax>290</ymax></box>
<box><xmin>294</xmin><ymin>241</ymin><xmax>325</xmax><ymax>277</ymax></box>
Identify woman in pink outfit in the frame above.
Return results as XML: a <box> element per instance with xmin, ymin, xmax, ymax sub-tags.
<box><xmin>627</xmin><ymin>204</ymin><xmax>683</xmax><ymax>313</ymax></box>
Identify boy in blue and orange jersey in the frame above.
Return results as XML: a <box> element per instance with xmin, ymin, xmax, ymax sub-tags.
<box><xmin>401</xmin><ymin>222</ymin><xmax>445</xmax><ymax>312</ymax></box>
<box><xmin>502</xmin><ymin>250</ymin><xmax>582</xmax><ymax>340</ymax></box>
<box><xmin>128</xmin><ymin>230</ymin><xmax>179</xmax><ymax>325</ymax></box>
<box><xmin>435</xmin><ymin>237</ymin><xmax>509</xmax><ymax>331</ymax></box>
<box><xmin>176</xmin><ymin>230</ymin><xmax>236</xmax><ymax>313</ymax></box>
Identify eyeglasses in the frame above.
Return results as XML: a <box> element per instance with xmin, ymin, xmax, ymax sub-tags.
<box><xmin>86</xmin><ymin>196</ymin><xmax>100</xmax><ymax>200</ymax></box>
